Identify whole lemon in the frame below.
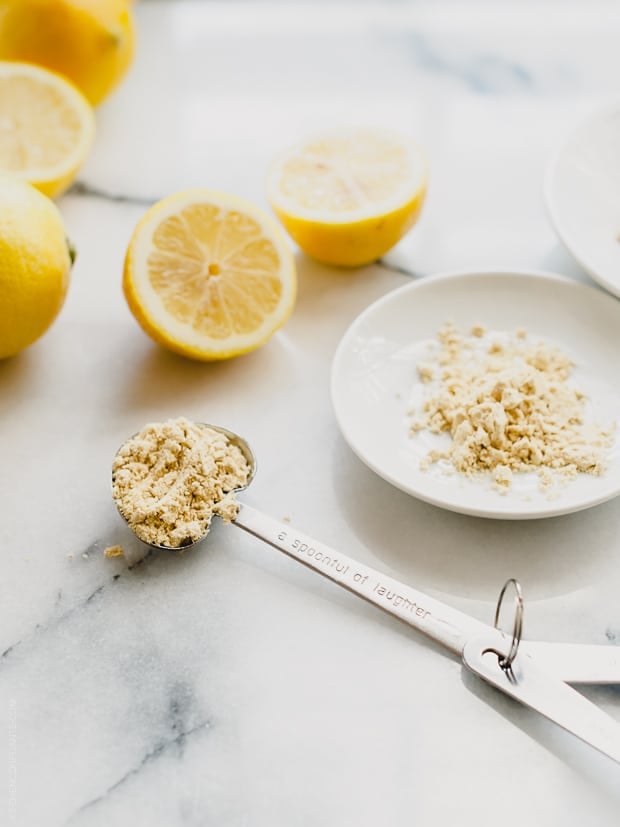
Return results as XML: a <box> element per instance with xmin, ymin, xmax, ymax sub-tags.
<box><xmin>0</xmin><ymin>177</ymin><xmax>74</xmax><ymax>359</ymax></box>
<box><xmin>0</xmin><ymin>0</ymin><xmax>135</xmax><ymax>106</ymax></box>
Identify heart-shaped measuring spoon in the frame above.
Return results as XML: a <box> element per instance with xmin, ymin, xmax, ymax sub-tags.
<box><xmin>112</xmin><ymin>421</ymin><xmax>494</xmax><ymax>655</ymax></box>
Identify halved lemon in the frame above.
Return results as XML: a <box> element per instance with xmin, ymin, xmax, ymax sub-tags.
<box><xmin>268</xmin><ymin>128</ymin><xmax>428</xmax><ymax>267</ymax></box>
<box><xmin>123</xmin><ymin>190</ymin><xmax>297</xmax><ymax>361</ymax></box>
<box><xmin>0</xmin><ymin>61</ymin><xmax>95</xmax><ymax>199</ymax></box>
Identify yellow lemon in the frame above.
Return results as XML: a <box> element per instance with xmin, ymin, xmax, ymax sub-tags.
<box><xmin>0</xmin><ymin>176</ymin><xmax>74</xmax><ymax>359</ymax></box>
<box><xmin>0</xmin><ymin>0</ymin><xmax>135</xmax><ymax>106</ymax></box>
<box><xmin>268</xmin><ymin>128</ymin><xmax>428</xmax><ymax>267</ymax></box>
<box><xmin>123</xmin><ymin>190</ymin><xmax>297</xmax><ymax>361</ymax></box>
<box><xmin>0</xmin><ymin>61</ymin><xmax>95</xmax><ymax>199</ymax></box>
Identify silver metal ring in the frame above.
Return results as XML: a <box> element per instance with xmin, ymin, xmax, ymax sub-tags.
<box><xmin>492</xmin><ymin>578</ymin><xmax>524</xmax><ymax>670</ymax></box>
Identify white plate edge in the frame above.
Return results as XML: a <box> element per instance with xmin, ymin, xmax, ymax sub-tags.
<box><xmin>543</xmin><ymin>100</ymin><xmax>620</xmax><ymax>299</ymax></box>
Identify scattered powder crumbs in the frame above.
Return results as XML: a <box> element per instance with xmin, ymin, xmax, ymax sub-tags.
<box><xmin>112</xmin><ymin>417</ymin><xmax>250</xmax><ymax>548</ymax></box>
<box><xmin>103</xmin><ymin>545</ymin><xmax>124</xmax><ymax>559</ymax></box>
<box><xmin>409</xmin><ymin>323</ymin><xmax>615</xmax><ymax>491</ymax></box>
<box><xmin>417</xmin><ymin>363</ymin><xmax>435</xmax><ymax>383</ymax></box>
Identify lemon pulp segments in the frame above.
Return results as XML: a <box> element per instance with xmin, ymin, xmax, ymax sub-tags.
<box><xmin>149</xmin><ymin>204</ymin><xmax>284</xmax><ymax>337</ymax></box>
<box><xmin>0</xmin><ymin>74</ymin><xmax>81</xmax><ymax>170</ymax></box>
<box><xmin>124</xmin><ymin>191</ymin><xmax>297</xmax><ymax>360</ymax></box>
<box><xmin>279</xmin><ymin>132</ymin><xmax>412</xmax><ymax>211</ymax></box>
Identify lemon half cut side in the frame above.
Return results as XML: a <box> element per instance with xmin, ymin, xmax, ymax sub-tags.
<box><xmin>0</xmin><ymin>61</ymin><xmax>95</xmax><ymax>199</ymax></box>
<box><xmin>268</xmin><ymin>127</ymin><xmax>428</xmax><ymax>267</ymax></box>
<box><xmin>123</xmin><ymin>190</ymin><xmax>297</xmax><ymax>361</ymax></box>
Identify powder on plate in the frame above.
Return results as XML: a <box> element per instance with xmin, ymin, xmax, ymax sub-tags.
<box><xmin>409</xmin><ymin>324</ymin><xmax>614</xmax><ymax>490</ymax></box>
<box><xmin>112</xmin><ymin>417</ymin><xmax>250</xmax><ymax>548</ymax></box>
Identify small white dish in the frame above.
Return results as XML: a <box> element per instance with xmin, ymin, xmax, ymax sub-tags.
<box><xmin>545</xmin><ymin>104</ymin><xmax>620</xmax><ymax>298</ymax></box>
<box><xmin>330</xmin><ymin>270</ymin><xmax>620</xmax><ymax>520</ymax></box>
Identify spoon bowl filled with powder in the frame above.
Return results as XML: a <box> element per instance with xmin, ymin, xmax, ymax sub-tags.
<box><xmin>112</xmin><ymin>418</ymin><xmax>255</xmax><ymax>549</ymax></box>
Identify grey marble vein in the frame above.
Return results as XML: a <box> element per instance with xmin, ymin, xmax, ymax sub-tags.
<box><xmin>1</xmin><ymin>540</ymin><xmax>152</xmax><ymax>663</ymax></box>
<box><xmin>2</xmin><ymin>577</ymin><xmax>111</xmax><ymax>662</ymax></box>
<box><xmin>68</xmin><ymin>181</ymin><xmax>159</xmax><ymax>207</ymax></box>
<box><xmin>377</xmin><ymin>258</ymin><xmax>421</xmax><ymax>278</ymax></box>
<box><xmin>406</xmin><ymin>33</ymin><xmax>533</xmax><ymax>93</ymax></box>
<box><xmin>65</xmin><ymin>717</ymin><xmax>211</xmax><ymax>824</ymax></box>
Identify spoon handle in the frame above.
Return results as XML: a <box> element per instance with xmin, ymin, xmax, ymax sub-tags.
<box><xmin>233</xmin><ymin>502</ymin><xmax>489</xmax><ymax>655</ymax></box>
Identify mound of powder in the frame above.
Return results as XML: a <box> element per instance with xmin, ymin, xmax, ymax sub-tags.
<box><xmin>112</xmin><ymin>417</ymin><xmax>250</xmax><ymax>547</ymax></box>
<box><xmin>409</xmin><ymin>324</ymin><xmax>614</xmax><ymax>490</ymax></box>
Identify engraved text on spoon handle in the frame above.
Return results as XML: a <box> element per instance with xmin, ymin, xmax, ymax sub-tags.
<box><xmin>234</xmin><ymin>503</ymin><xmax>489</xmax><ymax>655</ymax></box>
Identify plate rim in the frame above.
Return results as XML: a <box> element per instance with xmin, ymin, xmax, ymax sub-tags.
<box><xmin>543</xmin><ymin>101</ymin><xmax>620</xmax><ymax>299</ymax></box>
<box><xmin>330</xmin><ymin>268</ymin><xmax>620</xmax><ymax>520</ymax></box>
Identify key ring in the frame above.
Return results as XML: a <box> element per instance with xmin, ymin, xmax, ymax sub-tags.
<box><xmin>490</xmin><ymin>578</ymin><xmax>524</xmax><ymax>671</ymax></box>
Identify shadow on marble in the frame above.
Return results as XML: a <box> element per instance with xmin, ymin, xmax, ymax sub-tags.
<box><xmin>100</xmin><ymin>251</ymin><xmax>405</xmax><ymax>420</ymax></box>
<box><xmin>460</xmin><ymin>667</ymin><xmax>620</xmax><ymax>803</ymax></box>
<box><xmin>332</xmin><ymin>435</ymin><xmax>619</xmax><ymax>602</ymax></box>
<box><xmin>293</xmin><ymin>250</ymin><xmax>404</xmax><ymax>323</ymax></box>
<box><xmin>539</xmin><ymin>240</ymin><xmax>594</xmax><ymax>284</ymax></box>
<box><xmin>108</xmin><ymin>333</ymin><xmax>294</xmax><ymax>413</ymax></box>
<box><xmin>0</xmin><ymin>347</ymin><xmax>44</xmax><ymax>402</ymax></box>
<box><xmin>114</xmin><ymin>344</ymin><xmax>234</xmax><ymax>407</ymax></box>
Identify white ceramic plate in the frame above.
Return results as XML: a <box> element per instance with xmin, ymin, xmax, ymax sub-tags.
<box><xmin>331</xmin><ymin>271</ymin><xmax>620</xmax><ymax>519</ymax></box>
<box><xmin>545</xmin><ymin>104</ymin><xmax>620</xmax><ymax>298</ymax></box>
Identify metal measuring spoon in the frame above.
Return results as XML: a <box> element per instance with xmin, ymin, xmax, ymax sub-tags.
<box><xmin>111</xmin><ymin>422</ymin><xmax>620</xmax><ymax>698</ymax></box>
<box><xmin>112</xmin><ymin>420</ymin><xmax>620</xmax><ymax>763</ymax></box>
<box><xmin>112</xmin><ymin>422</ymin><xmax>494</xmax><ymax>649</ymax></box>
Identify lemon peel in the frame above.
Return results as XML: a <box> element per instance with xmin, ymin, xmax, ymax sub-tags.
<box><xmin>0</xmin><ymin>177</ymin><xmax>73</xmax><ymax>359</ymax></box>
<box><xmin>0</xmin><ymin>0</ymin><xmax>135</xmax><ymax>106</ymax></box>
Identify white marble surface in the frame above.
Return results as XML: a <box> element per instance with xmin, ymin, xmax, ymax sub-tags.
<box><xmin>1</xmin><ymin>2</ymin><xmax>620</xmax><ymax>825</ymax></box>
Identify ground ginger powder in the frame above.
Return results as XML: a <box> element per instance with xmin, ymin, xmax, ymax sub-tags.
<box><xmin>410</xmin><ymin>324</ymin><xmax>614</xmax><ymax>490</ymax></box>
<box><xmin>103</xmin><ymin>545</ymin><xmax>124</xmax><ymax>559</ymax></box>
<box><xmin>112</xmin><ymin>418</ymin><xmax>250</xmax><ymax>547</ymax></box>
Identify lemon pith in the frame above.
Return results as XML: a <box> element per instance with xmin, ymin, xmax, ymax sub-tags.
<box><xmin>123</xmin><ymin>190</ymin><xmax>297</xmax><ymax>361</ymax></box>
<box><xmin>268</xmin><ymin>128</ymin><xmax>428</xmax><ymax>267</ymax></box>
